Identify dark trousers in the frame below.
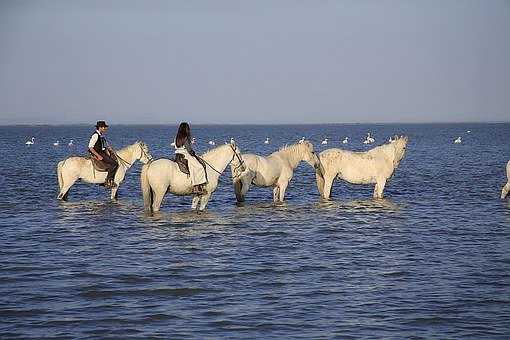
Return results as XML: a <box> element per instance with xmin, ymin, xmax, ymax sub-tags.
<box><xmin>101</xmin><ymin>153</ymin><xmax>119</xmax><ymax>182</ymax></box>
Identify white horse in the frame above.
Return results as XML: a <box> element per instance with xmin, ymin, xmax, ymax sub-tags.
<box><xmin>501</xmin><ymin>160</ymin><xmax>510</xmax><ymax>199</ymax></box>
<box><xmin>316</xmin><ymin>136</ymin><xmax>408</xmax><ymax>200</ymax></box>
<box><xmin>140</xmin><ymin>143</ymin><xmax>244</xmax><ymax>213</ymax></box>
<box><xmin>56</xmin><ymin>141</ymin><xmax>152</xmax><ymax>201</ymax></box>
<box><xmin>232</xmin><ymin>141</ymin><xmax>321</xmax><ymax>203</ymax></box>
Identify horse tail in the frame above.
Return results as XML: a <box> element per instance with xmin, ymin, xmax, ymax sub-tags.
<box><xmin>140</xmin><ymin>163</ymin><xmax>152</xmax><ymax>212</ymax></box>
<box><xmin>57</xmin><ymin>160</ymin><xmax>65</xmax><ymax>191</ymax></box>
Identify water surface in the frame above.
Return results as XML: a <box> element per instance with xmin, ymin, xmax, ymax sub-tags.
<box><xmin>1</xmin><ymin>123</ymin><xmax>509</xmax><ymax>338</ymax></box>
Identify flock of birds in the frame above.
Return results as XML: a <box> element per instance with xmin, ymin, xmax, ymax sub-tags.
<box><xmin>25</xmin><ymin>137</ymin><xmax>74</xmax><ymax>146</ymax></box>
<box><xmin>24</xmin><ymin>131</ymin><xmax>472</xmax><ymax>147</ymax></box>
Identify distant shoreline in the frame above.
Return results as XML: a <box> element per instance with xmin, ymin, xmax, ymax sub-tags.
<box><xmin>1</xmin><ymin>121</ymin><xmax>509</xmax><ymax>127</ymax></box>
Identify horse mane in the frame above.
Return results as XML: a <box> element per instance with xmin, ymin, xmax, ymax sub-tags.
<box><xmin>201</xmin><ymin>143</ymin><xmax>231</xmax><ymax>158</ymax></box>
<box><xmin>367</xmin><ymin>142</ymin><xmax>393</xmax><ymax>154</ymax></box>
<box><xmin>367</xmin><ymin>137</ymin><xmax>406</xmax><ymax>167</ymax></box>
<box><xmin>116</xmin><ymin>141</ymin><xmax>141</xmax><ymax>154</ymax></box>
<box><xmin>273</xmin><ymin>142</ymin><xmax>306</xmax><ymax>156</ymax></box>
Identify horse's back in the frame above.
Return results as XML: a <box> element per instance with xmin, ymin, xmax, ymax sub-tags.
<box><xmin>146</xmin><ymin>158</ymin><xmax>191</xmax><ymax>190</ymax></box>
<box><xmin>60</xmin><ymin>156</ymin><xmax>91</xmax><ymax>171</ymax></box>
<box><xmin>147</xmin><ymin>158</ymin><xmax>177</xmax><ymax>177</ymax></box>
<box><xmin>242</xmin><ymin>153</ymin><xmax>280</xmax><ymax>186</ymax></box>
<box><xmin>320</xmin><ymin>147</ymin><xmax>391</xmax><ymax>183</ymax></box>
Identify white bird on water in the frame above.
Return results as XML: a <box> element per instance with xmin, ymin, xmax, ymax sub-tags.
<box><xmin>454</xmin><ymin>137</ymin><xmax>462</xmax><ymax>144</ymax></box>
<box><xmin>363</xmin><ymin>133</ymin><xmax>375</xmax><ymax>144</ymax></box>
<box><xmin>191</xmin><ymin>137</ymin><xmax>196</xmax><ymax>144</ymax></box>
<box><xmin>53</xmin><ymin>140</ymin><xmax>60</xmax><ymax>146</ymax></box>
<box><xmin>68</xmin><ymin>139</ymin><xmax>74</xmax><ymax>146</ymax></box>
<box><xmin>298</xmin><ymin>137</ymin><xmax>305</xmax><ymax>144</ymax></box>
<box><xmin>25</xmin><ymin>137</ymin><xmax>35</xmax><ymax>145</ymax></box>
<box><xmin>264</xmin><ymin>137</ymin><xmax>270</xmax><ymax>144</ymax></box>
<box><xmin>342</xmin><ymin>137</ymin><xmax>349</xmax><ymax>144</ymax></box>
<box><xmin>208</xmin><ymin>140</ymin><xmax>215</xmax><ymax>146</ymax></box>
<box><xmin>321</xmin><ymin>138</ymin><xmax>328</xmax><ymax>145</ymax></box>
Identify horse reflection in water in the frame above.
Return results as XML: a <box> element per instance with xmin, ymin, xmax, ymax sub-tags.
<box><xmin>316</xmin><ymin>136</ymin><xmax>408</xmax><ymax>200</ymax></box>
<box><xmin>56</xmin><ymin>141</ymin><xmax>152</xmax><ymax>201</ymax></box>
<box><xmin>141</xmin><ymin>143</ymin><xmax>244</xmax><ymax>213</ymax></box>
<box><xmin>317</xmin><ymin>198</ymin><xmax>402</xmax><ymax>213</ymax></box>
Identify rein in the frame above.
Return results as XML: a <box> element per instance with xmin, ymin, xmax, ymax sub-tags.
<box><xmin>113</xmin><ymin>143</ymin><xmax>151</xmax><ymax>168</ymax></box>
<box><xmin>196</xmin><ymin>144</ymin><xmax>245</xmax><ymax>183</ymax></box>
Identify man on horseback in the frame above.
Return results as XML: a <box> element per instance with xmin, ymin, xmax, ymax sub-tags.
<box><xmin>173</xmin><ymin>122</ymin><xmax>208</xmax><ymax>195</ymax></box>
<box><xmin>88</xmin><ymin>120</ymin><xmax>118</xmax><ymax>188</ymax></box>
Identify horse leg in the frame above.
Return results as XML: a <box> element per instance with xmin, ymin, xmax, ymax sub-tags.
<box><xmin>151</xmin><ymin>188</ymin><xmax>166</xmax><ymax>212</ymax></box>
<box><xmin>191</xmin><ymin>195</ymin><xmax>200</xmax><ymax>210</ymax></box>
<box><xmin>278</xmin><ymin>181</ymin><xmax>289</xmax><ymax>202</ymax></box>
<box><xmin>322</xmin><ymin>173</ymin><xmax>335</xmax><ymax>200</ymax></box>
<box><xmin>111</xmin><ymin>172</ymin><xmax>125</xmax><ymax>200</ymax></box>
<box><xmin>501</xmin><ymin>181</ymin><xmax>510</xmax><ymax>199</ymax></box>
<box><xmin>273</xmin><ymin>186</ymin><xmax>280</xmax><ymax>202</ymax></box>
<box><xmin>198</xmin><ymin>193</ymin><xmax>212</xmax><ymax>211</ymax></box>
<box><xmin>110</xmin><ymin>186</ymin><xmax>119</xmax><ymax>200</ymax></box>
<box><xmin>57</xmin><ymin>176</ymin><xmax>78</xmax><ymax>201</ymax></box>
<box><xmin>374</xmin><ymin>179</ymin><xmax>386</xmax><ymax>199</ymax></box>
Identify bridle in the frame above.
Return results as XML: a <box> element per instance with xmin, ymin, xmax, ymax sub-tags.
<box><xmin>197</xmin><ymin>143</ymin><xmax>245</xmax><ymax>179</ymax></box>
<box><xmin>138</xmin><ymin>142</ymin><xmax>152</xmax><ymax>163</ymax></box>
<box><xmin>114</xmin><ymin>142</ymin><xmax>152</xmax><ymax>168</ymax></box>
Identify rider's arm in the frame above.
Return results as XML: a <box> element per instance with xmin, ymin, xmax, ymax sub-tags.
<box><xmin>89</xmin><ymin>147</ymin><xmax>103</xmax><ymax>160</ymax></box>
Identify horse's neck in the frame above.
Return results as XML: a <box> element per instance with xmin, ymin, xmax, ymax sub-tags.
<box><xmin>377</xmin><ymin>144</ymin><xmax>397</xmax><ymax>168</ymax></box>
<box><xmin>277</xmin><ymin>147</ymin><xmax>302</xmax><ymax>168</ymax></box>
<box><xmin>202</xmin><ymin>146</ymin><xmax>232</xmax><ymax>177</ymax></box>
<box><xmin>116</xmin><ymin>145</ymin><xmax>137</xmax><ymax>169</ymax></box>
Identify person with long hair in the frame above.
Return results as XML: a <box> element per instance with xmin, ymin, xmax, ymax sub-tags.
<box><xmin>173</xmin><ymin>122</ymin><xmax>207</xmax><ymax>194</ymax></box>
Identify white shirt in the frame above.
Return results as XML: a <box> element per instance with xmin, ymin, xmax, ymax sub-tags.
<box><xmin>88</xmin><ymin>130</ymin><xmax>103</xmax><ymax>149</ymax></box>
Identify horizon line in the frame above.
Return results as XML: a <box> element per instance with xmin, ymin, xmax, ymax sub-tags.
<box><xmin>1</xmin><ymin>120</ymin><xmax>509</xmax><ymax>127</ymax></box>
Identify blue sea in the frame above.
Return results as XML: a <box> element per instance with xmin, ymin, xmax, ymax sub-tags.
<box><xmin>1</xmin><ymin>123</ymin><xmax>509</xmax><ymax>338</ymax></box>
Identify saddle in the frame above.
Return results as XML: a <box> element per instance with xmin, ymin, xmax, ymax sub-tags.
<box><xmin>87</xmin><ymin>152</ymin><xmax>117</xmax><ymax>172</ymax></box>
<box><xmin>89</xmin><ymin>157</ymin><xmax>109</xmax><ymax>172</ymax></box>
<box><xmin>174</xmin><ymin>153</ymin><xmax>190</xmax><ymax>175</ymax></box>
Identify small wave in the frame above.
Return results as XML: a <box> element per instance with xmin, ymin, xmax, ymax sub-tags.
<box><xmin>79</xmin><ymin>286</ymin><xmax>213</xmax><ymax>299</ymax></box>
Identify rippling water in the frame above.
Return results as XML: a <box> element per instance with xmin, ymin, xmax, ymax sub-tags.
<box><xmin>1</xmin><ymin>123</ymin><xmax>509</xmax><ymax>338</ymax></box>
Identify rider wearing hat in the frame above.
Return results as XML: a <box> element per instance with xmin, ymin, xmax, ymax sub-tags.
<box><xmin>88</xmin><ymin>121</ymin><xmax>118</xmax><ymax>188</ymax></box>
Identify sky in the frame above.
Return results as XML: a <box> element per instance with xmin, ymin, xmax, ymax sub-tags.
<box><xmin>0</xmin><ymin>0</ymin><xmax>509</xmax><ymax>125</ymax></box>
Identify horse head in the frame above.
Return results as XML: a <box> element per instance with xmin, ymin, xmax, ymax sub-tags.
<box><xmin>391</xmin><ymin>135</ymin><xmax>408</xmax><ymax>167</ymax></box>
<box><xmin>296</xmin><ymin>141</ymin><xmax>321</xmax><ymax>171</ymax></box>
<box><xmin>229</xmin><ymin>142</ymin><xmax>246</xmax><ymax>175</ymax></box>
<box><xmin>136</xmin><ymin>141</ymin><xmax>153</xmax><ymax>164</ymax></box>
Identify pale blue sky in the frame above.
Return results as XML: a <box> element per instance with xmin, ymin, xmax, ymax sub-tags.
<box><xmin>1</xmin><ymin>0</ymin><xmax>509</xmax><ymax>124</ymax></box>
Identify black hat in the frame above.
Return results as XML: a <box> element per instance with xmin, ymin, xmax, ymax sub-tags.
<box><xmin>95</xmin><ymin>120</ymin><xmax>109</xmax><ymax>128</ymax></box>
